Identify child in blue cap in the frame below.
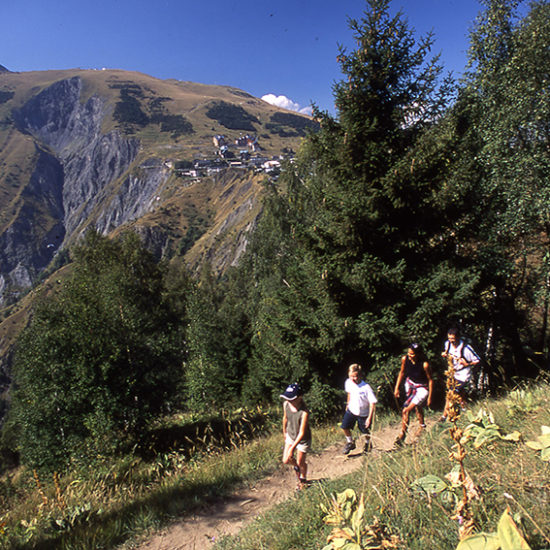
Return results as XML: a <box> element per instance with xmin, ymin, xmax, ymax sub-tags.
<box><xmin>280</xmin><ymin>383</ymin><xmax>311</xmax><ymax>490</ymax></box>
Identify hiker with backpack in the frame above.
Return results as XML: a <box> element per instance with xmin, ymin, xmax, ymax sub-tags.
<box><xmin>393</xmin><ymin>343</ymin><xmax>433</xmax><ymax>446</ymax></box>
<box><xmin>440</xmin><ymin>327</ymin><xmax>481</xmax><ymax>421</ymax></box>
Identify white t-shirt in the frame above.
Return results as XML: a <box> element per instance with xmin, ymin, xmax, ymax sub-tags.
<box><xmin>444</xmin><ymin>340</ymin><xmax>480</xmax><ymax>382</ymax></box>
<box><xmin>345</xmin><ymin>379</ymin><xmax>377</xmax><ymax>417</ymax></box>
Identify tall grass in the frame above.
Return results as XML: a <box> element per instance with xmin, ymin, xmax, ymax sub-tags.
<box><xmin>0</xmin><ymin>408</ymin><xmax>344</xmax><ymax>550</ymax></box>
<box><xmin>1</xmin><ymin>384</ymin><xmax>548</xmax><ymax>550</ymax></box>
<box><xmin>215</xmin><ymin>381</ymin><xmax>550</xmax><ymax>550</ymax></box>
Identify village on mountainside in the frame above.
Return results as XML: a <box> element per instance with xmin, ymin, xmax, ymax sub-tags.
<box><xmin>168</xmin><ymin>133</ymin><xmax>293</xmax><ymax>179</ymax></box>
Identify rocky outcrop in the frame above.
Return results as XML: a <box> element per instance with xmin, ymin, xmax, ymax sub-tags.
<box><xmin>0</xmin><ymin>147</ymin><xmax>65</xmax><ymax>300</ymax></box>
<box><xmin>2</xmin><ymin>76</ymin><xmax>172</xmax><ymax>306</ymax></box>
<box><xmin>13</xmin><ymin>77</ymin><xmax>142</xmax><ymax>241</ymax></box>
<box><xmin>95</xmin><ymin>158</ymin><xmax>169</xmax><ymax>236</ymax></box>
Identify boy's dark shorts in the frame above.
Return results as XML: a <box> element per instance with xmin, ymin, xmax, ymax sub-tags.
<box><xmin>454</xmin><ymin>379</ymin><xmax>469</xmax><ymax>393</ymax></box>
<box><xmin>341</xmin><ymin>410</ymin><xmax>370</xmax><ymax>434</ymax></box>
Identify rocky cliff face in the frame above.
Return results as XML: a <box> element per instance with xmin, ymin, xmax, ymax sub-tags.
<box><xmin>14</xmin><ymin>76</ymin><xmax>144</xmax><ymax>240</ymax></box>
<box><xmin>1</xmin><ymin>76</ymin><xmax>173</xmax><ymax>306</ymax></box>
<box><xmin>0</xmin><ymin>147</ymin><xmax>65</xmax><ymax>297</ymax></box>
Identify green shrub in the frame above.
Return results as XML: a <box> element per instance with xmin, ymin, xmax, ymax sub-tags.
<box><xmin>113</xmin><ymin>89</ymin><xmax>149</xmax><ymax>126</ymax></box>
<box><xmin>150</xmin><ymin>113</ymin><xmax>194</xmax><ymax>137</ymax></box>
<box><xmin>0</xmin><ymin>90</ymin><xmax>14</xmax><ymax>104</ymax></box>
<box><xmin>305</xmin><ymin>375</ymin><xmax>345</xmax><ymax>424</ymax></box>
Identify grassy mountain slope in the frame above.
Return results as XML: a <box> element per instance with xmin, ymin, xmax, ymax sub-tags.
<box><xmin>0</xmin><ymin>67</ymin><xmax>317</xmax><ymax>377</ymax></box>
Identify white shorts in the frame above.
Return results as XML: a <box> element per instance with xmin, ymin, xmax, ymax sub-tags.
<box><xmin>285</xmin><ymin>433</ymin><xmax>310</xmax><ymax>453</ymax></box>
<box><xmin>404</xmin><ymin>380</ymin><xmax>428</xmax><ymax>406</ymax></box>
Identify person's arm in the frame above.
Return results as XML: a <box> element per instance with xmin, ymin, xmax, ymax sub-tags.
<box><xmin>365</xmin><ymin>384</ymin><xmax>377</xmax><ymax>428</ymax></box>
<box><xmin>365</xmin><ymin>403</ymin><xmax>376</xmax><ymax>428</ymax></box>
<box><xmin>424</xmin><ymin>361</ymin><xmax>434</xmax><ymax>407</ymax></box>
<box><xmin>459</xmin><ymin>346</ymin><xmax>480</xmax><ymax>368</ymax></box>
<box><xmin>282</xmin><ymin>403</ymin><xmax>288</xmax><ymax>437</ymax></box>
<box><xmin>394</xmin><ymin>356</ymin><xmax>407</xmax><ymax>398</ymax></box>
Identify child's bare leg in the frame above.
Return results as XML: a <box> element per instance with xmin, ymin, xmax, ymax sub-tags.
<box><xmin>361</xmin><ymin>430</ymin><xmax>372</xmax><ymax>452</ymax></box>
<box><xmin>296</xmin><ymin>450</ymin><xmax>307</xmax><ymax>482</ymax></box>
<box><xmin>413</xmin><ymin>407</ymin><xmax>426</xmax><ymax>437</ymax></box>
<box><xmin>416</xmin><ymin>406</ymin><xmax>425</xmax><ymax>427</ymax></box>
<box><xmin>283</xmin><ymin>442</ymin><xmax>297</xmax><ymax>468</ymax></box>
<box><xmin>342</xmin><ymin>428</ymin><xmax>353</xmax><ymax>439</ymax></box>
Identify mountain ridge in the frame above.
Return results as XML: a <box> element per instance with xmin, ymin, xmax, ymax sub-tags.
<box><xmin>0</xmin><ymin>66</ymin><xmax>318</xmax><ymax>387</ymax></box>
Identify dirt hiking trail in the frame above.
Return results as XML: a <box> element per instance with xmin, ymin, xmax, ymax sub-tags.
<box><xmin>132</xmin><ymin>420</ymin><xmax>428</xmax><ymax>550</ymax></box>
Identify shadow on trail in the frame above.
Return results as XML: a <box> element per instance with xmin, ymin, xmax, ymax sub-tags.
<box><xmin>14</xmin><ymin>412</ymin><xmax>277</xmax><ymax>550</ymax></box>
<box><xmin>14</xmin><ymin>467</ymin><xmax>270</xmax><ymax>550</ymax></box>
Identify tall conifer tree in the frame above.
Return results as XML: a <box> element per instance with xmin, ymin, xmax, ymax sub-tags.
<box><xmin>244</xmin><ymin>0</ymin><xmax>479</xmax><ymax>396</ymax></box>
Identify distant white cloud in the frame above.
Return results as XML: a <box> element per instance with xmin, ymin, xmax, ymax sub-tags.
<box><xmin>261</xmin><ymin>93</ymin><xmax>312</xmax><ymax>116</ymax></box>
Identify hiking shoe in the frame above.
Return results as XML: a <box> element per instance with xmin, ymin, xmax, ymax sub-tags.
<box><xmin>342</xmin><ymin>441</ymin><xmax>356</xmax><ymax>455</ymax></box>
<box><xmin>393</xmin><ymin>435</ymin><xmax>405</xmax><ymax>448</ymax></box>
<box><xmin>437</xmin><ymin>415</ymin><xmax>447</xmax><ymax>423</ymax></box>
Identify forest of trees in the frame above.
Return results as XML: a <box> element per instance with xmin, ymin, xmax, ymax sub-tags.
<box><xmin>2</xmin><ymin>0</ymin><xmax>549</xmax><ymax>470</ymax></box>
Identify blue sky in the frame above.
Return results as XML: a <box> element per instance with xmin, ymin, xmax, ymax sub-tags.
<box><xmin>1</xmin><ymin>0</ymin><xmax>486</xmax><ymax>114</ymax></box>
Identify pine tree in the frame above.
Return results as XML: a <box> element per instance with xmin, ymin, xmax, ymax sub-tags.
<box><xmin>462</xmin><ymin>0</ymin><xmax>550</xmax><ymax>372</ymax></box>
<box><xmin>243</xmin><ymin>0</ymin><xmax>479</xmax><ymax>397</ymax></box>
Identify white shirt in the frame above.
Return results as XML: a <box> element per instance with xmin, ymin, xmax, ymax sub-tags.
<box><xmin>345</xmin><ymin>379</ymin><xmax>377</xmax><ymax>416</ymax></box>
<box><xmin>444</xmin><ymin>340</ymin><xmax>479</xmax><ymax>382</ymax></box>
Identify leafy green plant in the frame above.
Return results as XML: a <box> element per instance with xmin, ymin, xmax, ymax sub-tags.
<box><xmin>321</xmin><ymin>488</ymin><xmax>401</xmax><ymax>550</ymax></box>
<box><xmin>411</xmin><ymin>474</ymin><xmax>456</xmax><ymax>508</ymax></box>
<box><xmin>456</xmin><ymin>507</ymin><xmax>530</xmax><ymax>550</ymax></box>
<box><xmin>525</xmin><ymin>426</ymin><xmax>550</xmax><ymax>462</ymax></box>
<box><xmin>461</xmin><ymin>409</ymin><xmax>522</xmax><ymax>449</ymax></box>
<box><xmin>506</xmin><ymin>389</ymin><xmax>543</xmax><ymax>417</ymax></box>
<box><xmin>50</xmin><ymin>503</ymin><xmax>101</xmax><ymax>532</ymax></box>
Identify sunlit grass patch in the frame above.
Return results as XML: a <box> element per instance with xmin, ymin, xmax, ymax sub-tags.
<box><xmin>215</xmin><ymin>382</ymin><xmax>550</xmax><ymax>550</ymax></box>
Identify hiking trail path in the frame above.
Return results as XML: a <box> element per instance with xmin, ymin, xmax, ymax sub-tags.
<box><xmin>131</xmin><ymin>420</ymin><xmax>426</xmax><ymax>550</ymax></box>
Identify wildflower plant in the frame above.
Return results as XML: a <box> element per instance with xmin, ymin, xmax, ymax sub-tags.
<box><xmin>321</xmin><ymin>488</ymin><xmax>402</xmax><ymax>550</ymax></box>
<box><xmin>444</xmin><ymin>353</ymin><xmax>476</xmax><ymax>539</ymax></box>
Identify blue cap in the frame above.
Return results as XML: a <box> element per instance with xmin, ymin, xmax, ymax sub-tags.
<box><xmin>280</xmin><ymin>383</ymin><xmax>303</xmax><ymax>400</ymax></box>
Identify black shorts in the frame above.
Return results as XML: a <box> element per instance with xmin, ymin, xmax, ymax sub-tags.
<box><xmin>341</xmin><ymin>410</ymin><xmax>370</xmax><ymax>434</ymax></box>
